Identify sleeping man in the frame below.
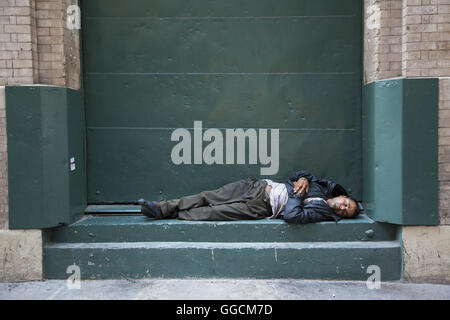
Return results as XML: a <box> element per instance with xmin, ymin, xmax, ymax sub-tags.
<box><xmin>138</xmin><ymin>170</ymin><xmax>360</xmax><ymax>224</ymax></box>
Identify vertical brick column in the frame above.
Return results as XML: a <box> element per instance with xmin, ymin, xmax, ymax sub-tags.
<box><xmin>0</xmin><ymin>0</ymin><xmax>80</xmax><ymax>87</ymax></box>
<box><xmin>36</xmin><ymin>0</ymin><xmax>64</xmax><ymax>86</ymax></box>
<box><xmin>35</xmin><ymin>0</ymin><xmax>80</xmax><ymax>89</ymax></box>
<box><xmin>0</xmin><ymin>0</ymin><xmax>37</xmax><ymax>85</ymax></box>
<box><xmin>402</xmin><ymin>0</ymin><xmax>450</xmax><ymax>77</ymax></box>
<box><xmin>62</xmin><ymin>0</ymin><xmax>80</xmax><ymax>90</ymax></box>
<box><xmin>364</xmin><ymin>0</ymin><xmax>403</xmax><ymax>84</ymax></box>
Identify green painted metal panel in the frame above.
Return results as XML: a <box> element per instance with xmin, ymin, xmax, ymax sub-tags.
<box><xmin>81</xmin><ymin>0</ymin><xmax>362</xmax><ymax>203</ymax></box>
<box><xmin>362</xmin><ymin>79</ymin><xmax>438</xmax><ymax>225</ymax></box>
<box><xmin>83</xmin><ymin>0</ymin><xmax>360</xmax><ymax>17</ymax></box>
<box><xmin>87</xmin><ymin>129</ymin><xmax>359</xmax><ymax>202</ymax></box>
<box><xmin>67</xmin><ymin>89</ymin><xmax>88</xmax><ymax>223</ymax></box>
<box><xmin>44</xmin><ymin>241</ymin><xmax>402</xmax><ymax>280</ymax></box>
<box><xmin>47</xmin><ymin>214</ymin><xmax>398</xmax><ymax>243</ymax></box>
<box><xmin>6</xmin><ymin>87</ymin><xmax>45</xmax><ymax>228</ymax></box>
<box><xmin>402</xmin><ymin>79</ymin><xmax>439</xmax><ymax>225</ymax></box>
<box><xmin>83</xmin><ymin>17</ymin><xmax>359</xmax><ymax>73</ymax></box>
<box><xmin>363</xmin><ymin>80</ymin><xmax>403</xmax><ymax>224</ymax></box>
<box><xmin>6</xmin><ymin>86</ymin><xmax>86</xmax><ymax>229</ymax></box>
<box><xmin>86</xmin><ymin>74</ymin><xmax>359</xmax><ymax>129</ymax></box>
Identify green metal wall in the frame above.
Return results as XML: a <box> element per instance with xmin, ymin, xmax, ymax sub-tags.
<box><xmin>362</xmin><ymin>79</ymin><xmax>439</xmax><ymax>225</ymax></box>
<box><xmin>6</xmin><ymin>86</ymin><xmax>86</xmax><ymax>229</ymax></box>
<box><xmin>81</xmin><ymin>0</ymin><xmax>362</xmax><ymax>203</ymax></box>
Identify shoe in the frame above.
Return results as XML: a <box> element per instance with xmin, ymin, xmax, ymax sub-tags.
<box><xmin>138</xmin><ymin>198</ymin><xmax>163</xmax><ymax>219</ymax></box>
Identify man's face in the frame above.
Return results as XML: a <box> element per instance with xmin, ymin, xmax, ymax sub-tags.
<box><xmin>327</xmin><ymin>196</ymin><xmax>357</xmax><ymax>218</ymax></box>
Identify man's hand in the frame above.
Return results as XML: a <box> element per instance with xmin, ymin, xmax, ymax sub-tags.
<box><xmin>293</xmin><ymin>177</ymin><xmax>309</xmax><ymax>196</ymax></box>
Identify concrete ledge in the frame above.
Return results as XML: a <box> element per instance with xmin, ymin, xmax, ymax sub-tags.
<box><xmin>403</xmin><ymin>226</ymin><xmax>450</xmax><ymax>284</ymax></box>
<box><xmin>0</xmin><ymin>230</ymin><xmax>43</xmax><ymax>282</ymax></box>
<box><xmin>44</xmin><ymin>240</ymin><xmax>402</xmax><ymax>280</ymax></box>
<box><xmin>47</xmin><ymin>214</ymin><xmax>398</xmax><ymax>243</ymax></box>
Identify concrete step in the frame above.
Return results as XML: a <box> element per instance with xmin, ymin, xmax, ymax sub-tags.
<box><xmin>43</xmin><ymin>240</ymin><xmax>402</xmax><ymax>280</ymax></box>
<box><xmin>47</xmin><ymin>214</ymin><xmax>397</xmax><ymax>243</ymax></box>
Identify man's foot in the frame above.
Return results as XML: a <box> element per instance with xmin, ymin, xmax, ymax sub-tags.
<box><xmin>138</xmin><ymin>198</ymin><xmax>163</xmax><ymax>219</ymax></box>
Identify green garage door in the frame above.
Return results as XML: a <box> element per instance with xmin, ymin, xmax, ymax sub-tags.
<box><xmin>81</xmin><ymin>0</ymin><xmax>362</xmax><ymax>204</ymax></box>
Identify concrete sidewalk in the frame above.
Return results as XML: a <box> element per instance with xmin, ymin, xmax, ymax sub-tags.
<box><xmin>1</xmin><ymin>279</ymin><xmax>449</xmax><ymax>300</ymax></box>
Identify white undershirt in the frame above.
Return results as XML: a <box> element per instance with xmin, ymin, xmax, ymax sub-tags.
<box><xmin>264</xmin><ymin>179</ymin><xmax>289</xmax><ymax>218</ymax></box>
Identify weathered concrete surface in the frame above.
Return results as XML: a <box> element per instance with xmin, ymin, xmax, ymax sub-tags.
<box><xmin>403</xmin><ymin>226</ymin><xmax>450</xmax><ymax>284</ymax></box>
<box><xmin>0</xmin><ymin>279</ymin><xmax>449</xmax><ymax>300</ymax></box>
<box><xmin>0</xmin><ymin>230</ymin><xmax>43</xmax><ymax>282</ymax></box>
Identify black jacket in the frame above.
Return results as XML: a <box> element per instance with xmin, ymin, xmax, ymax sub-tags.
<box><xmin>281</xmin><ymin>170</ymin><xmax>349</xmax><ymax>224</ymax></box>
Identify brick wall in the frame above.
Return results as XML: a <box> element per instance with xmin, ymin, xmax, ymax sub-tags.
<box><xmin>402</xmin><ymin>0</ymin><xmax>450</xmax><ymax>77</ymax></box>
<box><xmin>0</xmin><ymin>0</ymin><xmax>37</xmax><ymax>85</ymax></box>
<box><xmin>62</xmin><ymin>0</ymin><xmax>80</xmax><ymax>89</ymax></box>
<box><xmin>365</xmin><ymin>0</ymin><xmax>450</xmax><ymax>81</ymax></box>
<box><xmin>0</xmin><ymin>0</ymin><xmax>80</xmax><ymax>88</ymax></box>
<box><xmin>35</xmin><ymin>0</ymin><xmax>80</xmax><ymax>88</ymax></box>
<box><xmin>36</xmin><ymin>0</ymin><xmax>65</xmax><ymax>86</ymax></box>
<box><xmin>364</xmin><ymin>0</ymin><xmax>403</xmax><ymax>83</ymax></box>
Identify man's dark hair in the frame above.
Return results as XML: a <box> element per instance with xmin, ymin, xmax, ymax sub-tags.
<box><xmin>348</xmin><ymin>196</ymin><xmax>361</xmax><ymax>218</ymax></box>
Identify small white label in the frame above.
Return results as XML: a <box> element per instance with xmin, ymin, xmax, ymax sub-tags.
<box><xmin>70</xmin><ymin>157</ymin><xmax>75</xmax><ymax>163</ymax></box>
<box><xmin>70</xmin><ymin>163</ymin><xmax>76</xmax><ymax>171</ymax></box>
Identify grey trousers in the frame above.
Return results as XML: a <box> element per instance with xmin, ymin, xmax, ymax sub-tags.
<box><xmin>159</xmin><ymin>178</ymin><xmax>272</xmax><ymax>221</ymax></box>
